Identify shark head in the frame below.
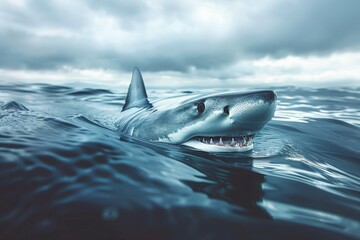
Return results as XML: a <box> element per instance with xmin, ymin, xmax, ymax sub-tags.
<box><xmin>118</xmin><ymin>67</ymin><xmax>276</xmax><ymax>152</ymax></box>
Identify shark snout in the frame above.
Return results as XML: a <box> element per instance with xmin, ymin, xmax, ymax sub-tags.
<box><xmin>258</xmin><ymin>90</ymin><xmax>277</xmax><ymax>104</ymax></box>
<box><xmin>223</xmin><ymin>90</ymin><xmax>277</xmax><ymax>132</ymax></box>
<box><xmin>224</xmin><ymin>90</ymin><xmax>276</xmax><ymax>114</ymax></box>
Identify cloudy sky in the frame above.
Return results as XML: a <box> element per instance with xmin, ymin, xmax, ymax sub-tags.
<box><xmin>1</xmin><ymin>0</ymin><xmax>360</xmax><ymax>88</ymax></box>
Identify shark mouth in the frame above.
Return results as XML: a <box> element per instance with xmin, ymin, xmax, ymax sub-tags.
<box><xmin>183</xmin><ymin>134</ymin><xmax>255</xmax><ymax>152</ymax></box>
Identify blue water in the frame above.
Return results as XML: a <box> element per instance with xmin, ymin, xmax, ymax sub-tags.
<box><xmin>0</xmin><ymin>84</ymin><xmax>359</xmax><ymax>239</ymax></box>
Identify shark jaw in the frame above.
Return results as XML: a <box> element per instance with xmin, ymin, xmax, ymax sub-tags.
<box><xmin>183</xmin><ymin>134</ymin><xmax>255</xmax><ymax>152</ymax></box>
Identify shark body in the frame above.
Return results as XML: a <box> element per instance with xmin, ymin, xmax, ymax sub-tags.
<box><xmin>116</xmin><ymin>67</ymin><xmax>277</xmax><ymax>152</ymax></box>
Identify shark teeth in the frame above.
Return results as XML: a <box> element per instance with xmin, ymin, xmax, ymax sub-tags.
<box><xmin>194</xmin><ymin>135</ymin><xmax>255</xmax><ymax>148</ymax></box>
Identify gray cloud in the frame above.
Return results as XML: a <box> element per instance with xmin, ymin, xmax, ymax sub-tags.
<box><xmin>0</xmin><ymin>0</ymin><xmax>360</xmax><ymax>73</ymax></box>
<box><xmin>240</xmin><ymin>0</ymin><xmax>360</xmax><ymax>57</ymax></box>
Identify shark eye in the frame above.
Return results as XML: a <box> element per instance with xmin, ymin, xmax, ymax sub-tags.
<box><xmin>223</xmin><ymin>106</ymin><xmax>229</xmax><ymax>115</ymax></box>
<box><xmin>197</xmin><ymin>103</ymin><xmax>205</xmax><ymax>113</ymax></box>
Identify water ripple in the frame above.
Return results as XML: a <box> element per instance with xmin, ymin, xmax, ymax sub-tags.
<box><xmin>0</xmin><ymin>84</ymin><xmax>359</xmax><ymax>239</ymax></box>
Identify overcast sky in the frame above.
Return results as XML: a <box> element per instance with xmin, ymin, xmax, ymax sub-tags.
<box><xmin>1</xmin><ymin>0</ymin><xmax>360</xmax><ymax>88</ymax></box>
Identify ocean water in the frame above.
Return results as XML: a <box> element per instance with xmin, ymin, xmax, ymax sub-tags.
<box><xmin>0</xmin><ymin>83</ymin><xmax>359</xmax><ymax>240</ymax></box>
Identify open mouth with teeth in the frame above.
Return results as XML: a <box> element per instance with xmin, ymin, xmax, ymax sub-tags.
<box><xmin>183</xmin><ymin>134</ymin><xmax>255</xmax><ymax>152</ymax></box>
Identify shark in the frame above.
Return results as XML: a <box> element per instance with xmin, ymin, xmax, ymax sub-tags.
<box><xmin>116</xmin><ymin>67</ymin><xmax>277</xmax><ymax>152</ymax></box>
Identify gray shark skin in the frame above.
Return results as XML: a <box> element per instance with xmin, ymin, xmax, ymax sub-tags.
<box><xmin>116</xmin><ymin>67</ymin><xmax>277</xmax><ymax>152</ymax></box>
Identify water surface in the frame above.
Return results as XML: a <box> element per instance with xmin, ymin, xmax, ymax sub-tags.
<box><xmin>0</xmin><ymin>84</ymin><xmax>359</xmax><ymax>239</ymax></box>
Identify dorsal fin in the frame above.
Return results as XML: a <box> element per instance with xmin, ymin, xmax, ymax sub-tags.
<box><xmin>122</xmin><ymin>67</ymin><xmax>152</xmax><ymax>111</ymax></box>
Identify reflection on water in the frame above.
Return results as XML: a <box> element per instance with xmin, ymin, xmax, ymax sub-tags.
<box><xmin>0</xmin><ymin>84</ymin><xmax>359</xmax><ymax>239</ymax></box>
<box><xmin>182</xmin><ymin>164</ymin><xmax>270</xmax><ymax>219</ymax></box>
<box><xmin>149</xmin><ymin>145</ymin><xmax>271</xmax><ymax>219</ymax></box>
